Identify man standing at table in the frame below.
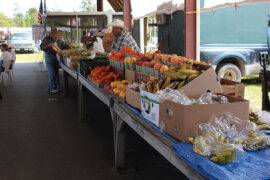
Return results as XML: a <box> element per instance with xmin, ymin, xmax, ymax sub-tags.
<box><xmin>40</xmin><ymin>27</ymin><xmax>60</xmax><ymax>94</ymax></box>
<box><xmin>108</xmin><ymin>19</ymin><xmax>140</xmax><ymax>52</ymax></box>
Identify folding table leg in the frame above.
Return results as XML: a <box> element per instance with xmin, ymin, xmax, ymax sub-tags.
<box><xmin>110</xmin><ymin>108</ymin><xmax>136</xmax><ymax>174</ymax></box>
<box><xmin>59</xmin><ymin>69</ymin><xmax>68</xmax><ymax>97</ymax></box>
<box><xmin>78</xmin><ymin>82</ymin><xmax>87</xmax><ymax>122</ymax></box>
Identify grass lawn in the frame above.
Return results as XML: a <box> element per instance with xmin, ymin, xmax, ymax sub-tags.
<box><xmin>0</xmin><ymin>51</ymin><xmax>44</xmax><ymax>63</ymax></box>
<box><xmin>0</xmin><ymin>52</ymin><xmax>265</xmax><ymax>110</ymax></box>
<box><xmin>242</xmin><ymin>75</ymin><xmax>262</xmax><ymax>111</ymax></box>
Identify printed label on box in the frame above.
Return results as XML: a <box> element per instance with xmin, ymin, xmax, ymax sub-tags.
<box><xmin>140</xmin><ymin>90</ymin><xmax>160</xmax><ymax>127</ymax></box>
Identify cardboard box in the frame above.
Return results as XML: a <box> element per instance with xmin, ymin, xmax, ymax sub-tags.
<box><xmin>140</xmin><ymin>66</ymin><xmax>223</xmax><ymax>128</ymax></box>
<box><xmin>136</xmin><ymin>72</ymin><xmax>149</xmax><ymax>83</ymax></box>
<box><xmin>125</xmin><ymin>69</ymin><xmax>136</xmax><ymax>82</ymax></box>
<box><xmin>108</xmin><ymin>89</ymin><xmax>126</xmax><ymax>102</ymax></box>
<box><xmin>140</xmin><ymin>89</ymin><xmax>160</xmax><ymax>126</ymax></box>
<box><xmin>88</xmin><ymin>78</ymin><xmax>106</xmax><ymax>88</ymax></box>
<box><xmin>113</xmin><ymin>66</ymin><xmax>125</xmax><ymax>79</ymax></box>
<box><xmin>181</xmin><ymin>65</ymin><xmax>222</xmax><ymax>97</ymax></box>
<box><xmin>126</xmin><ymin>87</ymin><xmax>141</xmax><ymax>110</ymax></box>
<box><xmin>159</xmin><ymin>95</ymin><xmax>249</xmax><ymax>141</ymax></box>
<box><xmin>220</xmin><ymin>78</ymin><xmax>245</xmax><ymax>99</ymax></box>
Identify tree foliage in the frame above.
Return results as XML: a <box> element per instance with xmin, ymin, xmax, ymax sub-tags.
<box><xmin>80</xmin><ymin>0</ymin><xmax>97</xmax><ymax>12</ymax></box>
<box><xmin>0</xmin><ymin>13</ymin><xmax>14</xmax><ymax>27</ymax></box>
<box><xmin>26</xmin><ymin>8</ymin><xmax>38</xmax><ymax>25</ymax></box>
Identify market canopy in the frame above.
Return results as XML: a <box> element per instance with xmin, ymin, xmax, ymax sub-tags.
<box><xmin>117</xmin><ymin>0</ymin><xmax>270</xmax><ymax>19</ymax></box>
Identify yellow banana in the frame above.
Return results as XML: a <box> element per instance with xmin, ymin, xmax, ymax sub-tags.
<box><xmin>177</xmin><ymin>81</ymin><xmax>185</xmax><ymax>89</ymax></box>
<box><xmin>178</xmin><ymin>69</ymin><xmax>201</xmax><ymax>75</ymax></box>
<box><xmin>188</xmin><ymin>73</ymin><xmax>200</xmax><ymax>81</ymax></box>
<box><xmin>186</xmin><ymin>137</ymin><xmax>194</xmax><ymax>144</ymax></box>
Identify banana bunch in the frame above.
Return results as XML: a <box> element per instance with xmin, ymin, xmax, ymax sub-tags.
<box><xmin>242</xmin><ymin>131</ymin><xmax>269</xmax><ymax>151</ymax></box>
<box><xmin>249</xmin><ymin>112</ymin><xmax>259</xmax><ymax>123</ymax></box>
<box><xmin>144</xmin><ymin>74</ymin><xmax>189</xmax><ymax>93</ymax></box>
<box><xmin>52</xmin><ymin>46</ymin><xmax>60</xmax><ymax>52</ymax></box>
<box><xmin>192</xmin><ymin>132</ymin><xmax>237</xmax><ymax>164</ymax></box>
<box><xmin>210</xmin><ymin>148</ymin><xmax>236</xmax><ymax>164</ymax></box>
<box><xmin>249</xmin><ymin>112</ymin><xmax>270</xmax><ymax>130</ymax></box>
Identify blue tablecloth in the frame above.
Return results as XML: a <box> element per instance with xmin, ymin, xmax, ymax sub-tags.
<box><xmin>173</xmin><ymin>142</ymin><xmax>270</xmax><ymax>180</ymax></box>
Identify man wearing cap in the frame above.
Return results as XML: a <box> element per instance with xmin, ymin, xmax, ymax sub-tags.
<box><xmin>108</xmin><ymin>19</ymin><xmax>140</xmax><ymax>52</ymax></box>
<box><xmin>40</xmin><ymin>27</ymin><xmax>61</xmax><ymax>94</ymax></box>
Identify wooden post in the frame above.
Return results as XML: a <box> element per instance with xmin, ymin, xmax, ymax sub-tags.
<box><xmin>97</xmin><ymin>0</ymin><xmax>103</xmax><ymax>12</ymax></box>
<box><xmin>124</xmin><ymin>0</ymin><xmax>131</xmax><ymax>32</ymax></box>
<box><xmin>185</xmin><ymin>0</ymin><xmax>197</xmax><ymax>59</ymax></box>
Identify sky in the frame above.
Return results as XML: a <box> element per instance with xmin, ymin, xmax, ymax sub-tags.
<box><xmin>0</xmin><ymin>0</ymin><xmax>114</xmax><ymax>18</ymax></box>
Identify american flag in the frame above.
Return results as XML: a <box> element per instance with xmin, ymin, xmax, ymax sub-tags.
<box><xmin>38</xmin><ymin>0</ymin><xmax>43</xmax><ymax>24</ymax></box>
<box><xmin>42</xmin><ymin>0</ymin><xmax>47</xmax><ymax>38</ymax></box>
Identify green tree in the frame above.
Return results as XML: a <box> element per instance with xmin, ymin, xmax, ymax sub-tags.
<box><xmin>13</xmin><ymin>13</ymin><xmax>26</xmax><ymax>27</ymax></box>
<box><xmin>25</xmin><ymin>14</ymin><xmax>31</xmax><ymax>27</ymax></box>
<box><xmin>26</xmin><ymin>8</ymin><xmax>38</xmax><ymax>25</ymax></box>
<box><xmin>80</xmin><ymin>0</ymin><xmax>97</xmax><ymax>12</ymax></box>
<box><xmin>0</xmin><ymin>13</ymin><xmax>14</xmax><ymax>27</ymax></box>
<box><xmin>12</xmin><ymin>3</ymin><xmax>26</xmax><ymax>27</ymax></box>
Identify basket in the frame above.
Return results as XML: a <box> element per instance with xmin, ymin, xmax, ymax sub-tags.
<box><xmin>80</xmin><ymin>57</ymin><xmax>109</xmax><ymax>78</ymax></box>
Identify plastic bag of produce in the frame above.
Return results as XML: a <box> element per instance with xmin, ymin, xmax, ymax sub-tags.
<box><xmin>192</xmin><ymin>113</ymin><xmax>259</xmax><ymax>164</ymax></box>
<box><xmin>93</xmin><ymin>37</ymin><xmax>105</xmax><ymax>53</ymax></box>
<box><xmin>240</xmin><ymin>130</ymin><xmax>270</xmax><ymax>151</ymax></box>
<box><xmin>156</xmin><ymin>88</ymin><xmax>197</xmax><ymax>105</ymax></box>
<box><xmin>197</xmin><ymin>90</ymin><xmax>228</xmax><ymax>104</ymax></box>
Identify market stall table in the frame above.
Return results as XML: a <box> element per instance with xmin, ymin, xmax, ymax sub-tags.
<box><xmin>59</xmin><ymin>60</ymin><xmax>270</xmax><ymax>180</ymax></box>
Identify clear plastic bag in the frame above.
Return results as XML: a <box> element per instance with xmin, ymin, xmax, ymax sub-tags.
<box><xmin>156</xmin><ymin>88</ymin><xmax>197</xmax><ymax>105</ymax></box>
<box><xmin>255</xmin><ymin>110</ymin><xmax>270</xmax><ymax>124</ymax></box>
<box><xmin>198</xmin><ymin>91</ymin><xmax>228</xmax><ymax>104</ymax></box>
<box><xmin>241</xmin><ymin>131</ymin><xmax>270</xmax><ymax>151</ymax></box>
<box><xmin>157</xmin><ymin>89</ymin><xmax>228</xmax><ymax>105</ymax></box>
<box><xmin>93</xmin><ymin>37</ymin><xmax>105</xmax><ymax>53</ymax></box>
<box><xmin>193</xmin><ymin>113</ymin><xmax>260</xmax><ymax>164</ymax></box>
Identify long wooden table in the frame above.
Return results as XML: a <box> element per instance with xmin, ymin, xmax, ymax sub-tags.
<box><xmin>59</xmin><ymin>62</ymin><xmax>205</xmax><ymax>180</ymax></box>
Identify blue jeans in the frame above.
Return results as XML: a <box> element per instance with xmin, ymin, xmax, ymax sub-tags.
<box><xmin>44</xmin><ymin>53</ymin><xmax>59</xmax><ymax>90</ymax></box>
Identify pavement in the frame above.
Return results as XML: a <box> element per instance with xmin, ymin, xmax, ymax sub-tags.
<box><xmin>0</xmin><ymin>62</ymin><xmax>186</xmax><ymax>180</ymax></box>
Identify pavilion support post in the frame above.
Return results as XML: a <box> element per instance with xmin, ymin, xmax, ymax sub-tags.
<box><xmin>144</xmin><ymin>17</ymin><xmax>147</xmax><ymax>53</ymax></box>
<box><xmin>97</xmin><ymin>0</ymin><xmax>103</xmax><ymax>11</ymax></box>
<box><xmin>185</xmin><ymin>0</ymin><xmax>197</xmax><ymax>60</ymax></box>
<box><xmin>124</xmin><ymin>0</ymin><xmax>131</xmax><ymax>32</ymax></box>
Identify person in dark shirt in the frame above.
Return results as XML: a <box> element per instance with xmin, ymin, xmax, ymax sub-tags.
<box><xmin>40</xmin><ymin>27</ymin><xmax>67</xmax><ymax>93</ymax></box>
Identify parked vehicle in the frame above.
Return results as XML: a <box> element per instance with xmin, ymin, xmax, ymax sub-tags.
<box><xmin>8</xmin><ymin>32</ymin><xmax>37</xmax><ymax>53</ymax></box>
<box><xmin>199</xmin><ymin>3</ymin><xmax>270</xmax><ymax>81</ymax></box>
<box><xmin>157</xmin><ymin>2</ymin><xmax>270</xmax><ymax>82</ymax></box>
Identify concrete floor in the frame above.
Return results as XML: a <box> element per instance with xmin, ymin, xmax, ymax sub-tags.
<box><xmin>0</xmin><ymin>63</ymin><xmax>186</xmax><ymax>180</ymax></box>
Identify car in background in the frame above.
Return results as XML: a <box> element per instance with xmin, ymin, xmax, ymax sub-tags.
<box><xmin>8</xmin><ymin>32</ymin><xmax>38</xmax><ymax>53</ymax></box>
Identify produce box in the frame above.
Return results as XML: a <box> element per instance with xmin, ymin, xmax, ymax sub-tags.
<box><xmin>80</xmin><ymin>58</ymin><xmax>109</xmax><ymax>78</ymax></box>
<box><xmin>220</xmin><ymin>78</ymin><xmax>245</xmax><ymax>99</ymax></box>
<box><xmin>88</xmin><ymin>77</ymin><xmax>107</xmax><ymax>88</ymax></box>
<box><xmin>136</xmin><ymin>72</ymin><xmax>149</xmax><ymax>83</ymax></box>
<box><xmin>180</xmin><ymin>65</ymin><xmax>222</xmax><ymax>97</ymax></box>
<box><xmin>113</xmin><ymin>66</ymin><xmax>125</xmax><ymax>79</ymax></box>
<box><xmin>140</xmin><ymin>65</ymin><xmax>223</xmax><ymax>127</ymax></box>
<box><xmin>108</xmin><ymin>89</ymin><xmax>126</xmax><ymax>102</ymax></box>
<box><xmin>159</xmin><ymin>95</ymin><xmax>249</xmax><ymax>141</ymax></box>
<box><xmin>125</xmin><ymin>69</ymin><xmax>136</xmax><ymax>82</ymax></box>
<box><xmin>126</xmin><ymin>87</ymin><xmax>141</xmax><ymax>110</ymax></box>
<box><xmin>140</xmin><ymin>89</ymin><xmax>160</xmax><ymax>127</ymax></box>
